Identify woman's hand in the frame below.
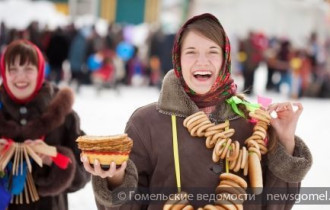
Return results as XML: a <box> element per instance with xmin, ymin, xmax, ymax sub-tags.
<box><xmin>267</xmin><ymin>102</ymin><xmax>303</xmax><ymax>155</ymax></box>
<box><xmin>24</xmin><ymin>139</ymin><xmax>53</xmax><ymax>166</ymax></box>
<box><xmin>81</xmin><ymin>156</ymin><xmax>127</xmax><ymax>189</ymax></box>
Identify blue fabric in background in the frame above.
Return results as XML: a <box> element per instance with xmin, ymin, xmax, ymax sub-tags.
<box><xmin>8</xmin><ymin>162</ymin><xmax>27</xmax><ymax>195</ymax></box>
<box><xmin>0</xmin><ymin>167</ymin><xmax>11</xmax><ymax>210</ymax></box>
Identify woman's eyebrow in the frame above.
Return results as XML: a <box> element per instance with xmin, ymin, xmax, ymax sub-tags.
<box><xmin>183</xmin><ymin>47</ymin><xmax>195</xmax><ymax>50</ymax></box>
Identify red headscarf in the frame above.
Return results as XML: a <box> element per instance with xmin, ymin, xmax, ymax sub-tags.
<box><xmin>172</xmin><ymin>13</ymin><xmax>237</xmax><ymax>108</ymax></box>
<box><xmin>0</xmin><ymin>40</ymin><xmax>45</xmax><ymax>104</ymax></box>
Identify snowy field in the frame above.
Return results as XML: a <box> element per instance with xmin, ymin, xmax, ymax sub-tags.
<box><xmin>68</xmin><ymin>68</ymin><xmax>330</xmax><ymax>209</ymax></box>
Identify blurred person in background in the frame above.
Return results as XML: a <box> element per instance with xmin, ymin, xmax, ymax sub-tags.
<box><xmin>125</xmin><ymin>46</ymin><xmax>147</xmax><ymax>86</ymax></box>
<box><xmin>81</xmin><ymin>13</ymin><xmax>311</xmax><ymax>210</ymax></box>
<box><xmin>264</xmin><ymin>37</ymin><xmax>280</xmax><ymax>91</ymax></box>
<box><xmin>68</xmin><ymin>28</ymin><xmax>89</xmax><ymax>92</ymax></box>
<box><xmin>46</xmin><ymin>27</ymin><xmax>69</xmax><ymax>84</ymax></box>
<box><xmin>0</xmin><ymin>40</ymin><xmax>90</xmax><ymax>210</ymax></box>
<box><xmin>0</xmin><ymin>22</ymin><xmax>8</xmax><ymax>52</ymax></box>
<box><xmin>26</xmin><ymin>21</ymin><xmax>43</xmax><ymax>52</ymax></box>
<box><xmin>290</xmin><ymin>49</ymin><xmax>312</xmax><ymax>99</ymax></box>
<box><xmin>91</xmin><ymin>55</ymin><xmax>116</xmax><ymax>93</ymax></box>
<box><xmin>275</xmin><ymin>40</ymin><xmax>293</xmax><ymax>95</ymax></box>
<box><xmin>307</xmin><ymin>32</ymin><xmax>321</xmax><ymax>80</ymax></box>
<box><xmin>239</xmin><ymin>32</ymin><xmax>264</xmax><ymax>95</ymax></box>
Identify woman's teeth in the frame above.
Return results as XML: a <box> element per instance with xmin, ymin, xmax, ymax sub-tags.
<box><xmin>193</xmin><ymin>71</ymin><xmax>212</xmax><ymax>78</ymax></box>
<box><xmin>15</xmin><ymin>83</ymin><xmax>28</xmax><ymax>88</ymax></box>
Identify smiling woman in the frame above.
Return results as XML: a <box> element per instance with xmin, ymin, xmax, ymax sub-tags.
<box><xmin>85</xmin><ymin>13</ymin><xmax>312</xmax><ymax>210</ymax></box>
<box><xmin>0</xmin><ymin>40</ymin><xmax>90</xmax><ymax>210</ymax></box>
<box><xmin>5</xmin><ymin>54</ymin><xmax>39</xmax><ymax>101</ymax></box>
<box><xmin>1</xmin><ymin>40</ymin><xmax>44</xmax><ymax>103</ymax></box>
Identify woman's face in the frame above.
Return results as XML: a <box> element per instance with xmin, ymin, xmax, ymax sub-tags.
<box><xmin>180</xmin><ymin>31</ymin><xmax>223</xmax><ymax>94</ymax></box>
<box><xmin>5</xmin><ymin>56</ymin><xmax>38</xmax><ymax>100</ymax></box>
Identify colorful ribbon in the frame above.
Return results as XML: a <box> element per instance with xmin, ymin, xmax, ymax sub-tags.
<box><xmin>52</xmin><ymin>153</ymin><xmax>71</xmax><ymax>169</ymax></box>
<box><xmin>226</xmin><ymin>96</ymin><xmax>260</xmax><ymax>118</ymax></box>
<box><xmin>257</xmin><ymin>95</ymin><xmax>272</xmax><ymax>108</ymax></box>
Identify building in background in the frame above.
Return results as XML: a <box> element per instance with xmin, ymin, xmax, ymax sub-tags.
<box><xmin>48</xmin><ymin>0</ymin><xmax>161</xmax><ymax>25</ymax></box>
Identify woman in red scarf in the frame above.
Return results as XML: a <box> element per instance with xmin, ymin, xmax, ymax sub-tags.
<box><xmin>82</xmin><ymin>13</ymin><xmax>312</xmax><ymax>210</ymax></box>
<box><xmin>0</xmin><ymin>40</ymin><xmax>90</xmax><ymax>210</ymax></box>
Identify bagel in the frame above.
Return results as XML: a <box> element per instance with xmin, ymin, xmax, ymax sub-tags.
<box><xmin>183</xmin><ymin>111</ymin><xmax>204</xmax><ymax>127</ymax></box>
<box><xmin>255</xmin><ymin>109</ymin><xmax>271</xmax><ymax>120</ymax></box>
<box><xmin>206</xmin><ymin>136</ymin><xmax>216</xmax><ymax>149</ymax></box>
<box><xmin>248</xmin><ymin>152</ymin><xmax>263</xmax><ymax>195</ymax></box>
<box><xmin>258</xmin><ymin>143</ymin><xmax>268</xmax><ymax>155</ymax></box>
<box><xmin>207</xmin><ymin>121</ymin><xmax>229</xmax><ymax>131</ymax></box>
<box><xmin>212</xmin><ymin>147</ymin><xmax>220</xmax><ymax>163</ymax></box>
<box><xmin>220</xmin><ymin>139</ymin><xmax>232</xmax><ymax>159</ymax></box>
<box><xmin>253</xmin><ymin>130</ymin><xmax>266</xmax><ymax>140</ymax></box>
<box><xmin>248</xmin><ymin>147</ymin><xmax>261</xmax><ymax>160</ymax></box>
<box><xmin>215</xmin><ymin>199</ymin><xmax>236</xmax><ymax>210</ymax></box>
<box><xmin>245</xmin><ymin>139</ymin><xmax>260</xmax><ymax>150</ymax></box>
<box><xmin>214</xmin><ymin>205</ymin><xmax>227</xmax><ymax>210</ymax></box>
<box><xmin>218</xmin><ymin>180</ymin><xmax>247</xmax><ymax>196</ymax></box>
<box><xmin>214</xmin><ymin>139</ymin><xmax>227</xmax><ymax>156</ymax></box>
<box><xmin>253</xmin><ymin>125</ymin><xmax>267</xmax><ymax>134</ymax></box>
<box><xmin>171</xmin><ymin>199</ymin><xmax>189</xmax><ymax>210</ymax></box>
<box><xmin>163</xmin><ymin>192</ymin><xmax>188</xmax><ymax>210</ymax></box>
<box><xmin>216</xmin><ymin>191</ymin><xmax>244</xmax><ymax>206</ymax></box>
<box><xmin>233</xmin><ymin>149</ymin><xmax>242</xmax><ymax>172</ymax></box>
<box><xmin>249</xmin><ymin>112</ymin><xmax>270</xmax><ymax>124</ymax></box>
<box><xmin>211</xmin><ymin>132</ymin><xmax>227</xmax><ymax>145</ymax></box>
<box><xmin>219</xmin><ymin>173</ymin><xmax>247</xmax><ymax>189</ymax></box>
<box><xmin>245</xmin><ymin>135</ymin><xmax>261</xmax><ymax>143</ymax></box>
<box><xmin>240</xmin><ymin>146</ymin><xmax>248</xmax><ymax>169</ymax></box>
<box><xmin>229</xmin><ymin>156</ymin><xmax>237</xmax><ymax>170</ymax></box>
<box><xmin>203</xmin><ymin>204</ymin><xmax>220</xmax><ymax>210</ymax></box>
<box><xmin>255</xmin><ymin>139</ymin><xmax>266</xmax><ymax>146</ymax></box>
<box><xmin>182</xmin><ymin>205</ymin><xmax>194</xmax><ymax>210</ymax></box>
<box><xmin>196</xmin><ymin>123</ymin><xmax>214</xmax><ymax>137</ymax></box>
<box><xmin>227</xmin><ymin>141</ymin><xmax>239</xmax><ymax>162</ymax></box>
<box><xmin>243</xmin><ymin>158</ymin><xmax>248</xmax><ymax>176</ymax></box>
<box><xmin>190</xmin><ymin>120</ymin><xmax>210</xmax><ymax>137</ymax></box>
<box><xmin>187</xmin><ymin>116</ymin><xmax>209</xmax><ymax>131</ymax></box>
<box><xmin>222</xmin><ymin>129</ymin><xmax>235</xmax><ymax>138</ymax></box>
<box><xmin>205</xmin><ymin>129</ymin><xmax>219</xmax><ymax>137</ymax></box>
<box><xmin>256</xmin><ymin>121</ymin><xmax>269</xmax><ymax>130</ymax></box>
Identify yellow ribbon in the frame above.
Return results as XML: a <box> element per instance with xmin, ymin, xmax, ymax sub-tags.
<box><xmin>171</xmin><ymin>115</ymin><xmax>181</xmax><ymax>193</ymax></box>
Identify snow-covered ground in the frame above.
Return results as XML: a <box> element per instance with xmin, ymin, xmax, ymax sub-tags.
<box><xmin>68</xmin><ymin>68</ymin><xmax>330</xmax><ymax>209</ymax></box>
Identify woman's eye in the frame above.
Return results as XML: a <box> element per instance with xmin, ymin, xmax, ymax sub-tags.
<box><xmin>186</xmin><ymin>51</ymin><xmax>195</xmax><ymax>54</ymax></box>
<box><xmin>210</xmin><ymin>51</ymin><xmax>219</xmax><ymax>54</ymax></box>
<box><xmin>8</xmin><ymin>68</ymin><xmax>17</xmax><ymax>73</ymax></box>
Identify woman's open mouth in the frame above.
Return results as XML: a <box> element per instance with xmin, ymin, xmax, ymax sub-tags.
<box><xmin>193</xmin><ymin>71</ymin><xmax>212</xmax><ymax>81</ymax></box>
<box><xmin>15</xmin><ymin>82</ymin><xmax>29</xmax><ymax>89</ymax></box>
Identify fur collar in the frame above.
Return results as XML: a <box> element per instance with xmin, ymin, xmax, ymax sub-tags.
<box><xmin>157</xmin><ymin>70</ymin><xmax>240</xmax><ymax>122</ymax></box>
<box><xmin>0</xmin><ymin>83</ymin><xmax>74</xmax><ymax>139</ymax></box>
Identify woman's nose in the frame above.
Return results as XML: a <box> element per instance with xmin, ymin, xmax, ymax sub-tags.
<box><xmin>196</xmin><ymin>53</ymin><xmax>209</xmax><ymax>65</ymax></box>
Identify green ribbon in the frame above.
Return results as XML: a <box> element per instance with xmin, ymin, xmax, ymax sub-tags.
<box><xmin>226</xmin><ymin>96</ymin><xmax>260</xmax><ymax>118</ymax></box>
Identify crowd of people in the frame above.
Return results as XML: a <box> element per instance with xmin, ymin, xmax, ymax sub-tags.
<box><xmin>1</xmin><ymin>20</ymin><xmax>330</xmax><ymax>98</ymax></box>
<box><xmin>238</xmin><ymin>31</ymin><xmax>330</xmax><ymax>98</ymax></box>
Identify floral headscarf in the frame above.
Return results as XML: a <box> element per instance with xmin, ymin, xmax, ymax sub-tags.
<box><xmin>172</xmin><ymin>13</ymin><xmax>236</xmax><ymax>108</ymax></box>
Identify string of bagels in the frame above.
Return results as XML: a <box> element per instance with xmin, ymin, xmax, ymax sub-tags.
<box><xmin>163</xmin><ymin>101</ymin><xmax>272</xmax><ymax>210</ymax></box>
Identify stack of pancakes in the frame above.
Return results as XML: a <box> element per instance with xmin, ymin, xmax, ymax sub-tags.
<box><xmin>76</xmin><ymin>134</ymin><xmax>133</xmax><ymax>167</ymax></box>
